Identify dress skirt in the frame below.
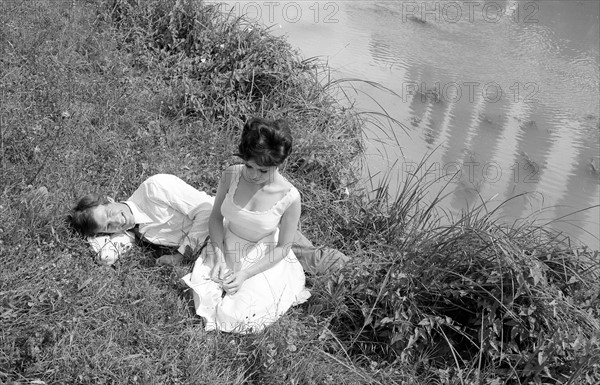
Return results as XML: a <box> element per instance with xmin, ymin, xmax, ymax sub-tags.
<box><xmin>181</xmin><ymin>226</ymin><xmax>310</xmax><ymax>333</ymax></box>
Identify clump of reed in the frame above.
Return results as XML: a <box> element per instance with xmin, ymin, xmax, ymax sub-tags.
<box><xmin>312</xmin><ymin>159</ymin><xmax>600</xmax><ymax>384</ymax></box>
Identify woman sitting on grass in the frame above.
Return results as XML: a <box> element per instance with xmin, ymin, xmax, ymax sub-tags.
<box><xmin>182</xmin><ymin>117</ymin><xmax>310</xmax><ymax>333</ymax></box>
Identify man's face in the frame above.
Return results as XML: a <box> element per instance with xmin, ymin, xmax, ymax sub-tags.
<box><xmin>90</xmin><ymin>201</ymin><xmax>135</xmax><ymax>234</ymax></box>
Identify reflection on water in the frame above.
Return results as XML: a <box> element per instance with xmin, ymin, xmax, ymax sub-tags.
<box><xmin>210</xmin><ymin>0</ymin><xmax>600</xmax><ymax>249</ymax></box>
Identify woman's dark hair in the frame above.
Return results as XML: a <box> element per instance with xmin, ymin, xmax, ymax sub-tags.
<box><xmin>236</xmin><ymin>117</ymin><xmax>293</xmax><ymax>167</ymax></box>
<box><xmin>67</xmin><ymin>193</ymin><xmax>110</xmax><ymax>236</ymax></box>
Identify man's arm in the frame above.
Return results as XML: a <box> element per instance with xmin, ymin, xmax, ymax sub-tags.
<box><xmin>167</xmin><ymin>181</ymin><xmax>214</xmax><ymax>257</ymax></box>
<box><xmin>133</xmin><ymin>175</ymin><xmax>214</xmax><ymax>256</ymax></box>
<box><xmin>88</xmin><ymin>232</ymin><xmax>135</xmax><ymax>266</ymax></box>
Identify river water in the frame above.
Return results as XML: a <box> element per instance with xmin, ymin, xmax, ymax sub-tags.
<box><xmin>211</xmin><ymin>0</ymin><xmax>600</xmax><ymax>250</ymax></box>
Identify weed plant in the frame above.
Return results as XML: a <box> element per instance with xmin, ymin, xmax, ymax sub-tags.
<box><xmin>1</xmin><ymin>0</ymin><xmax>598</xmax><ymax>384</ymax></box>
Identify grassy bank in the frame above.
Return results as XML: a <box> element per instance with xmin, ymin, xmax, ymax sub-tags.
<box><xmin>1</xmin><ymin>1</ymin><xmax>598</xmax><ymax>384</ymax></box>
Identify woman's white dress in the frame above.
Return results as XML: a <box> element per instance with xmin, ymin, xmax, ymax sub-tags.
<box><xmin>181</xmin><ymin>166</ymin><xmax>310</xmax><ymax>333</ymax></box>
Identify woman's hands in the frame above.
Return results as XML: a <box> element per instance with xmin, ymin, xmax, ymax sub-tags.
<box><xmin>210</xmin><ymin>262</ymin><xmax>248</xmax><ymax>295</ymax></box>
<box><xmin>221</xmin><ymin>271</ymin><xmax>249</xmax><ymax>295</ymax></box>
<box><xmin>210</xmin><ymin>260</ymin><xmax>248</xmax><ymax>296</ymax></box>
<box><xmin>206</xmin><ymin>243</ymin><xmax>229</xmax><ymax>282</ymax></box>
<box><xmin>210</xmin><ymin>261</ymin><xmax>230</xmax><ymax>282</ymax></box>
<box><xmin>206</xmin><ymin>243</ymin><xmax>245</xmax><ymax>294</ymax></box>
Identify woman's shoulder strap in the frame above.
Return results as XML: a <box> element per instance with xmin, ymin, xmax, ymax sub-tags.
<box><xmin>274</xmin><ymin>181</ymin><xmax>300</xmax><ymax>214</ymax></box>
<box><xmin>223</xmin><ymin>164</ymin><xmax>243</xmax><ymax>193</ymax></box>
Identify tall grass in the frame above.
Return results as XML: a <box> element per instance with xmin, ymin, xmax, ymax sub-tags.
<box><xmin>0</xmin><ymin>0</ymin><xmax>366</xmax><ymax>384</ymax></box>
<box><xmin>1</xmin><ymin>0</ymin><xmax>598</xmax><ymax>384</ymax></box>
<box><xmin>314</xmin><ymin>161</ymin><xmax>600</xmax><ymax>384</ymax></box>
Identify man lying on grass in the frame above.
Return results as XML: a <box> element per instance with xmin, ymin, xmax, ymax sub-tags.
<box><xmin>68</xmin><ymin>174</ymin><xmax>348</xmax><ymax>274</ymax></box>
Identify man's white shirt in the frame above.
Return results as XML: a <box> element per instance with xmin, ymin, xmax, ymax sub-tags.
<box><xmin>89</xmin><ymin>174</ymin><xmax>214</xmax><ymax>265</ymax></box>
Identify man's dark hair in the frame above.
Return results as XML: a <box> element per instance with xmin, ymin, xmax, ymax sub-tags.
<box><xmin>236</xmin><ymin>117</ymin><xmax>293</xmax><ymax>167</ymax></box>
<box><xmin>68</xmin><ymin>193</ymin><xmax>110</xmax><ymax>236</ymax></box>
